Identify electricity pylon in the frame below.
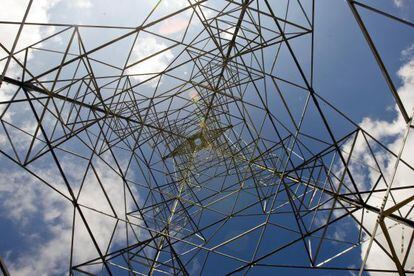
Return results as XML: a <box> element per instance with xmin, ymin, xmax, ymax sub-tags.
<box><xmin>0</xmin><ymin>0</ymin><xmax>413</xmax><ymax>275</ymax></box>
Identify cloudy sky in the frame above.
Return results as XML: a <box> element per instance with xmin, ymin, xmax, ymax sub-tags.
<box><xmin>0</xmin><ymin>0</ymin><xmax>413</xmax><ymax>275</ymax></box>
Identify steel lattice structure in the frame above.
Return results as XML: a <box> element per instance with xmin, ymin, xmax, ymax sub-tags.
<box><xmin>0</xmin><ymin>0</ymin><xmax>413</xmax><ymax>275</ymax></box>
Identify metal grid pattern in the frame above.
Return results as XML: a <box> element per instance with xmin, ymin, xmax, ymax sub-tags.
<box><xmin>0</xmin><ymin>1</ymin><xmax>413</xmax><ymax>275</ymax></box>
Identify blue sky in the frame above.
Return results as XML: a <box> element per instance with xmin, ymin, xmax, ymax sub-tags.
<box><xmin>0</xmin><ymin>0</ymin><xmax>413</xmax><ymax>275</ymax></box>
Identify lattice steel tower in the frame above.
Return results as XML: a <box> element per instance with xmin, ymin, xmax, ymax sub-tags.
<box><xmin>0</xmin><ymin>0</ymin><xmax>413</xmax><ymax>275</ymax></box>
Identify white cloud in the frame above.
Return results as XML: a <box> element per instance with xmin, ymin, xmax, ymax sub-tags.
<box><xmin>72</xmin><ymin>0</ymin><xmax>92</xmax><ymax>9</ymax></box>
<box><xmin>0</xmin><ymin>157</ymin><xmax>139</xmax><ymax>275</ymax></box>
<box><xmin>346</xmin><ymin>45</ymin><xmax>414</xmax><ymax>274</ymax></box>
<box><xmin>0</xmin><ymin>0</ymin><xmax>60</xmax><ymax>53</ymax></box>
<box><xmin>158</xmin><ymin>17</ymin><xmax>189</xmax><ymax>35</ymax></box>
<box><xmin>402</xmin><ymin>44</ymin><xmax>414</xmax><ymax>60</ymax></box>
<box><xmin>0</xmin><ymin>1</ymin><xmax>141</xmax><ymax>274</ymax></box>
<box><xmin>0</xmin><ymin>0</ymin><xmax>62</xmax><ymax>118</ymax></box>
<box><xmin>394</xmin><ymin>0</ymin><xmax>405</xmax><ymax>8</ymax></box>
<box><xmin>126</xmin><ymin>35</ymin><xmax>174</xmax><ymax>87</ymax></box>
<box><xmin>0</xmin><ymin>167</ymin><xmax>73</xmax><ymax>275</ymax></box>
<box><xmin>222</xmin><ymin>27</ymin><xmax>236</xmax><ymax>41</ymax></box>
<box><xmin>160</xmin><ymin>0</ymin><xmax>188</xmax><ymax>10</ymax></box>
